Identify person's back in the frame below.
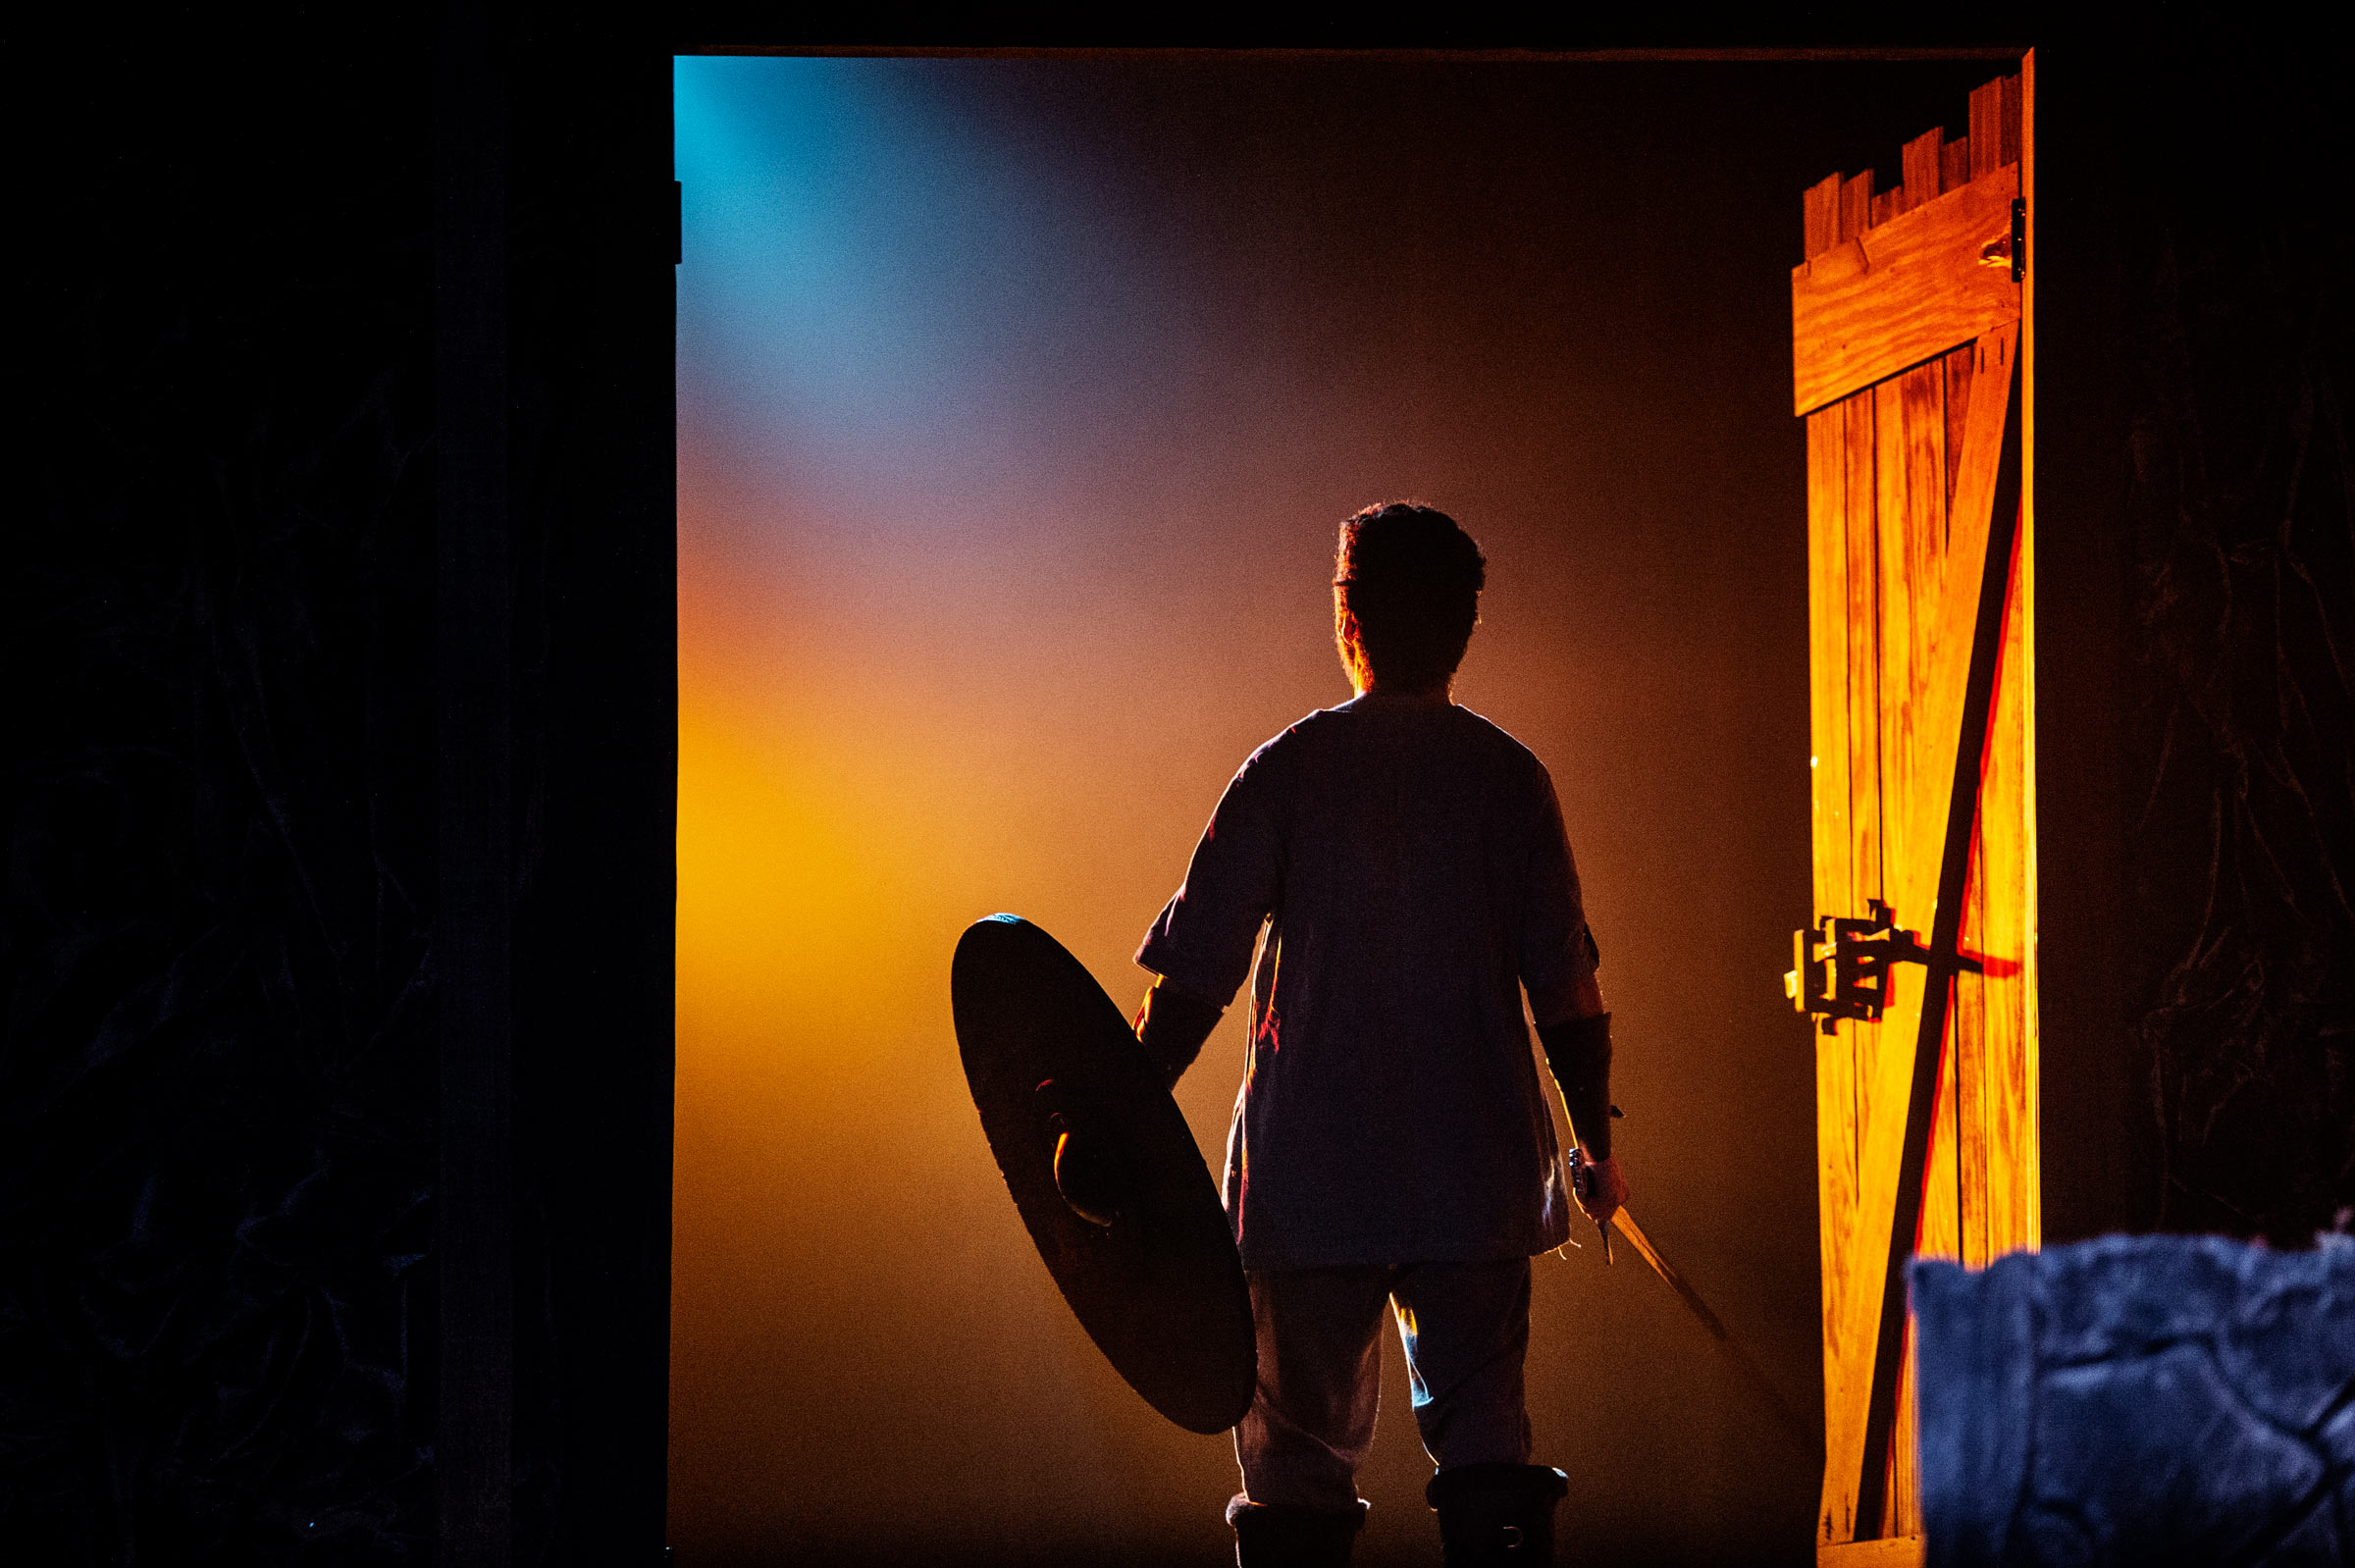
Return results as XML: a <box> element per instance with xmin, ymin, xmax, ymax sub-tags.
<box><xmin>1139</xmin><ymin>697</ymin><xmax>1581</xmax><ymax>1271</ymax></box>
<box><xmin>1130</xmin><ymin>501</ymin><xmax>1629</xmax><ymax>1567</ymax></box>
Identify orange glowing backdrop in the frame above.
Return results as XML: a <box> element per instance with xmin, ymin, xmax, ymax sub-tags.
<box><xmin>672</xmin><ymin>53</ymin><xmax>2005</xmax><ymax>1566</ymax></box>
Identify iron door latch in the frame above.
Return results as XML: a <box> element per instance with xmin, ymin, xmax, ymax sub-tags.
<box><xmin>1784</xmin><ymin>900</ymin><xmax>1979</xmax><ymax>1033</ymax></box>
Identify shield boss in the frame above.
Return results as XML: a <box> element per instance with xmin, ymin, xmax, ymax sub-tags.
<box><xmin>952</xmin><ymin>915</ymin><xmax>1255</xmax><ymax>1435</ymax></box>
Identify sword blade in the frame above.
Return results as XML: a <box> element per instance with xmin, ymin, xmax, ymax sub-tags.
<box><xmin>1609</xmin><ymin>1209</ymin><xmax>1817</xmax><ymax>1457</ymax></box>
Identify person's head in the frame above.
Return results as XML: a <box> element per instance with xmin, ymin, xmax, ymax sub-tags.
<box><xmin>1333</xmin><ymin>500</ymin><xmax>1487</xmax><ymax>696</ymax></box>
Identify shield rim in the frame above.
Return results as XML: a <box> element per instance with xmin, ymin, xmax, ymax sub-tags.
<box><xmin>952</xmin><ymin>914</ymin><xmax>1255</xmax><ymax>1436</ymax></box>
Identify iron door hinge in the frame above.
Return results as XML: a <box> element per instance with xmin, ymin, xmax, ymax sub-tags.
<box><xmin>1979</xmin><ymin>196</ymin><xmax>2027</xmax><ymax>282</ymax></box>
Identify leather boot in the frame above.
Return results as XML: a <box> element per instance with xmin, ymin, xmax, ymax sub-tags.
<box><xmin>1227</xmin><ymin>1492</ymin><xmax>1370</xmax><ymax>1567</ymax></box>
<box><xmin>1425</xmin><ymin>1463</ymin><xmax>1570</xmax><ymax>1566</ymax></box>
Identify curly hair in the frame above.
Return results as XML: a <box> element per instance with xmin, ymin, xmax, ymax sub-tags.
<box><xmin>1333</xmin><ymin>501</ymin><xmax>1487</xmax><ymax>693</ymax></box>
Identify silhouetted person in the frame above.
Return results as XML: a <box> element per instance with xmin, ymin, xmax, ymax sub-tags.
<box><xmin>1133</xmin><ymin>501</ymin><xmax>1627</xmax><ymax>1567</ymax></box>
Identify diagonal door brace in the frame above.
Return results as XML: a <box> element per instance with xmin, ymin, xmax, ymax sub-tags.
<box><xmin>1851</xmin><ymin>349</ymin><xmax>2024</xmax><ymax>1538</ymax></box>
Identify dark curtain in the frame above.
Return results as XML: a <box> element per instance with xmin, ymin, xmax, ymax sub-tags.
<box><xmin>6</xmin><ymin>11</ymin><xmax>440</xmax><ymax>1560</ymax></box>
<box><xmin>6</xmin><ymin>7</ymin><xmax>672</xmax><ymax>1563</ymax></box>
<box><xmin>2104</xmin><ymin>21</ymin><xmax>2355</xmax><ymax>1241</ymax></box>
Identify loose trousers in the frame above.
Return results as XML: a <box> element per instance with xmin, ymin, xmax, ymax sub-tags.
<box><xmin>1234</xmin><ymin>1257</ymin><xmax>1535</xmax><ymax>1511</ymax></box>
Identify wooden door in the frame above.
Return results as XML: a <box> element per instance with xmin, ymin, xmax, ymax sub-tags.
<box><xmin>1790</xmin><ymin>61</ymin><xmax>2037</xmax><ymax>1562</ymax></box>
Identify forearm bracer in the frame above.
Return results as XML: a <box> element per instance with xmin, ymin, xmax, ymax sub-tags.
<box><xmin>1536</xmin><ymin>1012</ymin><xmax>1614</xmax><ymax>1161</ymax></box>
<box><xmin>1134</xmin><ymin>980</ymin><xmax>1223</xmax><ymax>1089</ymax></box>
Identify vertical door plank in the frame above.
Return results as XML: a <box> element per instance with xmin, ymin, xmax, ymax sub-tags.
<box><xmin>1808</xmin><ymin>405</ymin><xmax>1857</xmax><ymax>936</ymax></box>
<box><xmin>1844</xmin><ymin>388</ymin><xmax>1883</xmax><ymax>965</ymax></box>
<box><xmin>1844</xmin><ymin>390</ymin><xmax>1883</xmax><ymax>945</ymax></box>
<box><xmin>1840</xmin><ymin>171</ymin><xmax>1875</xmax><ymax>244</ymax></box>
<box><xmin>1818</xmin><ymin>386</ymin><xmax>1881</xmax><ymax>1549</ymax></box>
<box><xmin>1900</xmin><ymin>129</ymin><xmax>1943</xmax><ymax>217</ymax></box>
<box><xmin>1872</xmin><ymin>375</ymin><xmax>1910</xmax><ymax>907</ymax></box>
<box><xmin>1955</xmin><ymin>834</ymin><xmax>1993</xmax><ymax>1267</ymax></box>
<box><xmin>1807</xmin><ymin>401</ymin><xmax>1860</xmax><ymax>1531</ymax></box>
<box><xmin>1978</xmin><ymin>476</ymin><xmax>2036</xmax><ymax>1257</ymax></box>
<box><xmin>1940</xmin><ymin>135</ymin><xmax>1971</xmax><ymax>195</ymax></box>
<box><xmin>2015</xmin><ymin>49</ymin><xmax>2041</xmax><ymax>1257</ymax></box>
<box><xmin>1893</xmin><ymin>1340</ymin><xmax>1922</xmax><ymax>1539</ymax></box>
<box><xmin>1968</xmin><ymin>78</ymin><xmax>2002</xmax><ymax>180</ymax></box>
<box><xmin>1877</xmin><ymin>362</ymin><xmax>1951</xmax><ymax>934</ymax></box>
<box><xmin>1806</xmin><ymin>174</ymin><xmax>1845</xmax><ymax>261</ymax></box>
<box><xmin>1943</xmin><ymin>346</ymin><xmax>1975</xmax><ymax>534</ymax></box>
<box><xmin>1853</xmin><ymin>366</ymin><xmax>1921</xmax><ymax>1534</ymax></box>
<box><xmin>1880</xmin><ymin>358</ymin><xmax>1956</xmax><ymax>1543</ymax></box>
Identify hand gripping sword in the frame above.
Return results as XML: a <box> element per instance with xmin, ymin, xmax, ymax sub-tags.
<box><xmin>1567</xmin><ymin>1146</ymin><xmax>1815</xmax><ymax>1456</ymax></box>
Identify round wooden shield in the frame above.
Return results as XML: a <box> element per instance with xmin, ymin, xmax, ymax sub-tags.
<box><xmin>951</xmin><ymin>915</ymin><xmax>1255</xmax><ymax>1435</ymax></box>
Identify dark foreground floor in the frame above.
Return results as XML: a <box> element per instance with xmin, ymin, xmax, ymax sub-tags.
<box><xmin>674</xmin><ymin>1541</ymin><xmax>1800</xmax><ymax>1567</ymax></box>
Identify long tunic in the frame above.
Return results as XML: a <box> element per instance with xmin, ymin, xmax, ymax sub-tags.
<box><xmin>1135</xmin><ymin>696</ymin><xmax>1598</xmax><ymax>1271</ymax></box>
